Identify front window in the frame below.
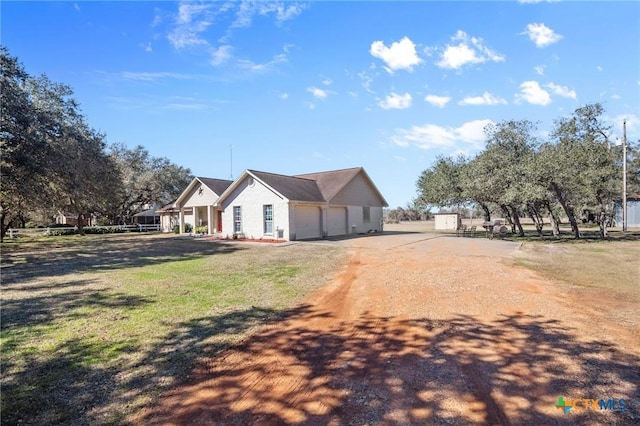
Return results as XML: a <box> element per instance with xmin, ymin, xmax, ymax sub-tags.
<box><xmin>363</xmin><ymin>206</ymin><xmax>370</xmax><ymax>223</ymax></box>
<box><xmin>264</xmin><ymin>205</ymin><xmax>273</xmax><ymax>234</ymax></box>
<box><xmin>233</xmin><ymin>206</ymin><xmax>242</xmax><ymax>233</ymax></box>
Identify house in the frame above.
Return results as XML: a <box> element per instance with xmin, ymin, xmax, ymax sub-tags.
<box><xmin>55</xmin><ymin>211</ymin><xmax>95</xmax><ymax>227</ymax></box>
<box><xmin>216</xmin><ymin>167</ymin><xmax>387</xmax><ymax>240</ymax></box>
<box><xmin>169</xmin><ymin>177</ymin><xmax>234</xmax><ymax>235</ymax></box>
<box><xmin>133</xmin><ymin>206</ymin><xmax>160</xmax><ymax>225</ymax></box>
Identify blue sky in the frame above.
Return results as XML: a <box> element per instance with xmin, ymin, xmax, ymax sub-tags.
<box><xmin>3</xmin><ymin>1</ymin><xmax>639</xmax><ymax>208</ymax></box>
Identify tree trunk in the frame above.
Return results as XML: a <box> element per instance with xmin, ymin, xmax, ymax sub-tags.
<box><xmin>596</xmin><ymin>196</ymin><xmax>608</xmax><ymax>239</ymax></box>
<box><xmin>0</xmin><ymin>209</ymin><xmax>7</xmax><ymax>242</ymax></box>
<box><xmin>480</xmin><ymin>203</ymin><xmax>491</xmax><ymax>222</ymax></box>
<box><xmin>551</xmin><ymin>183</ymin><xmax>580</xmax><ymax>238</ymax></box>
<box><xmin>510</xmin><ymin>205</ymin><xmax>525</xmax><ymax>237</ymax></box>
<box><xmin>527</xmin><ymin>204</ymin><xmax>544</xmax><ymax>236</ymax></box>
<box><xmin>77</xmin><ymin>213</ymin><xmax>85</xmax><ymax>236</ymax></box>
<box><xmin>500</xmin><ymin>205</ymin><xmax>515</xmax><ymax>233</ymax></box>
<box><xmin>545</xmin><ymin>201</ymin><xmax>560</xmax><ymax>237</ymax></box>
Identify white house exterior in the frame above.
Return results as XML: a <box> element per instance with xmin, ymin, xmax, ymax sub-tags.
<box><xmin>163</xmin><ymin>177</ymin><xmax>233</xmax><ymax>234</ymax></box>
<box><xmin>216</xmin><ymin>167</ymin><xmax>388</xmax><ymax>241</ymax></box>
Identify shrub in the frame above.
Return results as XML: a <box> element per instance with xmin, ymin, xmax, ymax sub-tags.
<box><xmin>195</xmin><ymin>226</ymin><xmax>208</xmax><ymax>234</ymax></box>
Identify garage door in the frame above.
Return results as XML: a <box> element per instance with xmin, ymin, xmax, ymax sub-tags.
<box><xmin>294</xmin><ymin>206</ymin><xmax>321</xmax><ymax>240</ymax></box>
<box><xmin>328</xmin><ymin>207</ymin><xmax>347</xmax><ymax>236</ymax></box>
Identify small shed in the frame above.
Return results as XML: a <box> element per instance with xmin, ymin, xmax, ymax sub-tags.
<box><xmin>614</xmin><ymin>197</ymin><xmax>640</xmax><ymax>228</ymax></box>
<box><xmin>434</xmin><ymin>213</ymin><xmax>460</xmax><ymax>230</ymax></box>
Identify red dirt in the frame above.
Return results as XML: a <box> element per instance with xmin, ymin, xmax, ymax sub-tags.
<box><xmin>134</xmin><ymin>236</ymin><xmax>639</xmax><ymax>425</ymax></box>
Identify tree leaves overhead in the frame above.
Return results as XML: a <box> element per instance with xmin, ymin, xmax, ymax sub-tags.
<box><xmin>0</xmin><ymin>47</ymin><xmax>192</xmax><ymax>239</ymax></box>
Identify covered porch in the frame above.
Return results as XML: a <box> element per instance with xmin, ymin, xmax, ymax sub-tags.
<box><xmin>179</xmin><ymin>205</ymin><xmax>223</xmax><ymax>235</ymax></box>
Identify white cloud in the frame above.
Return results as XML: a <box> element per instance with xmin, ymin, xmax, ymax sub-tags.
<box><xmin>237</xmin><ymin>51</ymin><xmax>288</xmax><ymax>73</ymax></box>
<box><xmin>522</xmin><ymin>23</ymin><xmax>563</xmax><ymax>48</ymax></box>
<box><xmin>322</xmin><ymin>78</ymin><xmax>333</xmax><ymax>86</ymax></box>
<box><xmin>547</xmin><ymin>83</ymin><xmax>577</xmax><ymax>99</ymax></box>
<box><xmin>534</xmin><ymin>65</ymin><xmax>545</xmax><ymax>76</ymax></box>
<box><xmin>459</xmin><ymin>91</ymin><xmax>507</xmax><ymax>106</ymax></box>
<box><xmin>211</xmin><ymin>45</ymin><xmax>233</xmax><ymax>66</ymax></box>
<box><xmin>378</xmin><ymin>92</ymin><xmax>412</xmax><ymax>110</ymax></box>
<box><xmin>120</xmin><ymin>71</ymin><xmax>193</xmax><ymax>81</ymax></box>
<box><xmin>307</xmin><ymin>86</ymin><xmax>328</xmax><ymax>100</ymax></box>
<box><xmin>279</xmin><ymin>92</ymin><xmax>288</xmax><ymax>100</ymax></box>
<box><xmin>424</xmin><ymin>94</ymin><xmax>451</xmax><ymax>108</ymax></box>
<box><xmin>74</xmin><ymin>3</ymin><xmax>80</xmax><ymax>11</ymax></box>
<box><xmin>436</xmin><ymin>30</ymin><xmax>505</xmax><ymax>70</ymax></box>
<box><xmin>232</xmin><ymin>1</ymin><xmax>307</xmax><ymax>28</ymax></box>
<box><xmin>358</xmin><ymin>71</ymin><xmax>375</xmax><ymax>94</ymax></box>
<box><xmin>370</xmin><ymin>36</ymin><xmax>422</xmax><ymax>73</ymax></box>
<box><xmin>597</xmin><ymin>65</ymin><xmax>603</xmax><ymax>72</ymax></box>
<box><xmin>140</xmin><ymin>42</ymin><xmax>153</xmax><ymax>53</ymax></box>
<box><xmin>391</xmin><ymin>119</ymin><xmax>493</xmax><ymax>150</ymax></box>
<box><xmin>168</xmin><ymin>2</ymin><xmax>214</xmax><ymax>49</ymax></box>
<box><xmin>516</xmin><ymin>81</ymin><xmax>552</xmax><ymax>106</ymax></box>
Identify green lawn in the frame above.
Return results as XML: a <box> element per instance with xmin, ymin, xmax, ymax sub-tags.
<box><xmin>1</xmin><ymin>234</ymin><xmax>346</xmax><ymax>425</ymax></box>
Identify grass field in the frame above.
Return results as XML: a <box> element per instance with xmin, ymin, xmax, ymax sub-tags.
<box><xmin>2</xmin><ymin>228</ymin><xmax>638</xmax><ymax>425</ymax></box>
<box><xmin>1</xmin><ymin>234</ymin><xmax>346</xmax><ymax>425</ymax></box>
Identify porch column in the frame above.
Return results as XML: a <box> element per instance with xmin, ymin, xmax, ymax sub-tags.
<box><xmin>193</xmin><ymin>207</ymin><xmax>199</xmax><ymax>232</ymax></box>
<box><xmin>207</xmin><ymin>205</ymin><xmax>213</xmax><ymax>235</ymax></box>
<box><xmin>179</xmin><ymin>208</ymin><xmax>185</xmax><ymax>234</ymax></box>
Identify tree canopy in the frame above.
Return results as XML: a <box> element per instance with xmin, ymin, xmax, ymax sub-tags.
<box><xmin>0</xmin><ymin>47</ymin><xmax>193</xmax><ymax>239</ymax></box>
<box><xmin>416</xmin><ymin>104</ymin><xmax>634</xmax><ymax>239</ymax></box>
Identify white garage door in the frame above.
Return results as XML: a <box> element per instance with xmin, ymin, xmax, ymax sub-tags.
<box><xmin>294</xmin><ymin>206</ymin><xmax>321</xmax><ymax>240</ymax></box>
<box><xmin>328</xmin><ymin>207</ymin><xmax>347</xmax><ymax>236</ymax></box>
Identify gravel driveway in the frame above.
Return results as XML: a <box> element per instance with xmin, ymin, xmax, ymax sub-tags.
<box><xmin>136</xmin><ymin>230</ymin><xmax>639</xmax><ymax>425</ymax></box>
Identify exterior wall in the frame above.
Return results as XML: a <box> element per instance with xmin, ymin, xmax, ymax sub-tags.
<box><xmin>331</xmin><ymin>173</ymin><xmax>385</xmax><ymax>207</ymax></box>
<box><xmin>182</xmin><ymin>183</ymin><xmax>219</xmax><ymax>208</ymax></box>
<box><xmin>346</xmin><ymin>206</ymin><xmax>384</xmax><ymax>234</ymax></box>
<box><xmin>220</xmin><ymin>176</ymin><xmax>289</xmax><ymax>239</ymax></box>
<box><xmin>160</xmin><ymin>212</ymin><xmax>179</xmax><ymax>232</ymax></box>
<box><xmin>434</xmin><ymin>213</ymin><xmax>460</xmax><ymax>230</ymax></box>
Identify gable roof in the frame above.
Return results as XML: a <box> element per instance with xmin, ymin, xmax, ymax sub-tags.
<box><xmin>175</xmin><ymin>177</ymin><xmax>233</xmax><ymax>206</ymax></box>
<box><xmin>249</xmin><ymin>170</ymin><xmax>325</xmax><ymax>202</ymax></box>
<box><xmin>295</xmin><ymin>167</ymin><xmax>363</xmax><ymax>201</ymax></box>
<box><xmin>216</xmin><ymin>167</ymin><xmax>387</xmax><ymax>206</ymax></box>
<box><xmin>198</xmin><ymin>177</ymin><xmax>234</xmax><ymax>196</ymax></box>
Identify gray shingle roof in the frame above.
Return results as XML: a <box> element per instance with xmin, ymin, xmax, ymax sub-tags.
<box><xmin>249</xmin><ymin>170</ymin><xmax>325</xmax><ymax>202</ymax></box>
<box><xmin>198</xmin><ymin>177</ymin><xmax>234</xmax><ymax>196</ymax></box>
<box><xmin>295</xmin><ymin>167</ymin><xmax>362</xmax><ymax>201</ymax></box>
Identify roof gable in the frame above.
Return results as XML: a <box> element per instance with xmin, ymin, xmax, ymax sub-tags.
<box><xmin>175</xmin><ymin>177</ymin><xmax>233</xmax><ymax>206</ymax></box>
<box><xmin>295</xmin><ymin>167</ymin><xmax>362</xmax><ymax>201</ymax></box>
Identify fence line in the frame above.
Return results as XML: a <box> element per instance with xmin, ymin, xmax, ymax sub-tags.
<box><xmin>6</xmin><ymin>224</ymin><xmax>160</xmax><ymax>239</ymax></box>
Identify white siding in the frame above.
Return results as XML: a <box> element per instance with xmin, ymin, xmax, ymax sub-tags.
<box><xmin>345</xmin><ymin>206</ymin><xmax>384</xmax><ymax>234</ymax></box>
<box><xmin>220</xmin><ymin>176</ymin><xmax>289</xmax><ymax>239</ymax></box>
<box><xmin>331</xmin><ymin>173</ymin><xmax>385</xmax><ymax>207</ymax></box>
<box><xmin>328</xmin><ymin>207</ymin><xmax>347</xmax><ymax>236</ymax></box>
<box><xmin>183</xmin><ymin>184</ymin><xmax>219</xmax><ymax>208</ymax></box>
<box><xmin>292</xmin><ymin>205</ymin><xmax>322</xmax><ymax>240</ymax></box>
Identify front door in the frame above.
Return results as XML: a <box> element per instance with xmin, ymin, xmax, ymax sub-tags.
<box><xmin>217</xmin><ymin>210</ymin><xmax>222</xmax><ymax>232</ymax></box>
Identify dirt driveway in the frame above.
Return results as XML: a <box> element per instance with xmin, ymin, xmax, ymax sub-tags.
<box><xmin>136</xmin><ymin>232</ymin><xmax>639</xmax><ymax>425</ymax></box>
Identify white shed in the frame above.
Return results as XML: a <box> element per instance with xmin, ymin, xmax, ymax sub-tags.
<box><xmin>434</xmin><ymin>213</ymin><xmax>460</xmax><ymax>230</ymax></box>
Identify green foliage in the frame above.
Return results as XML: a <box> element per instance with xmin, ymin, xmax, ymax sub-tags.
<box><xmin>194</xmin><ymin>226</ymin><xmax>208</xmax><ymax>234</ymax></box>
<box><xmin>416</xmin><ymin>103</ymin><xmax>627</xmax><ymax>239</ymax></box>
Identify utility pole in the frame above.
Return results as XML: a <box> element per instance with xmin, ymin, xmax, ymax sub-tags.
<box><xmin>622</xmin><ymin>120</ymin><xmax>627</xmax><ymax>232</ymax></box>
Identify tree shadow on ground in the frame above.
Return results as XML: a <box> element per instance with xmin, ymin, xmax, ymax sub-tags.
<box><xmin>138</xmin><ymin>307</ymin><xmax>639</xmax><ymax>425</ymax></box>
<box><xmin>0</xmin><ymin>306</ymin><xmax>283</xmax><ymax>426</ymax></box>
<box><xmin>0</xmin><ymin>235</ymin><xmax>243</xmax><ymax>285</ymax></box>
